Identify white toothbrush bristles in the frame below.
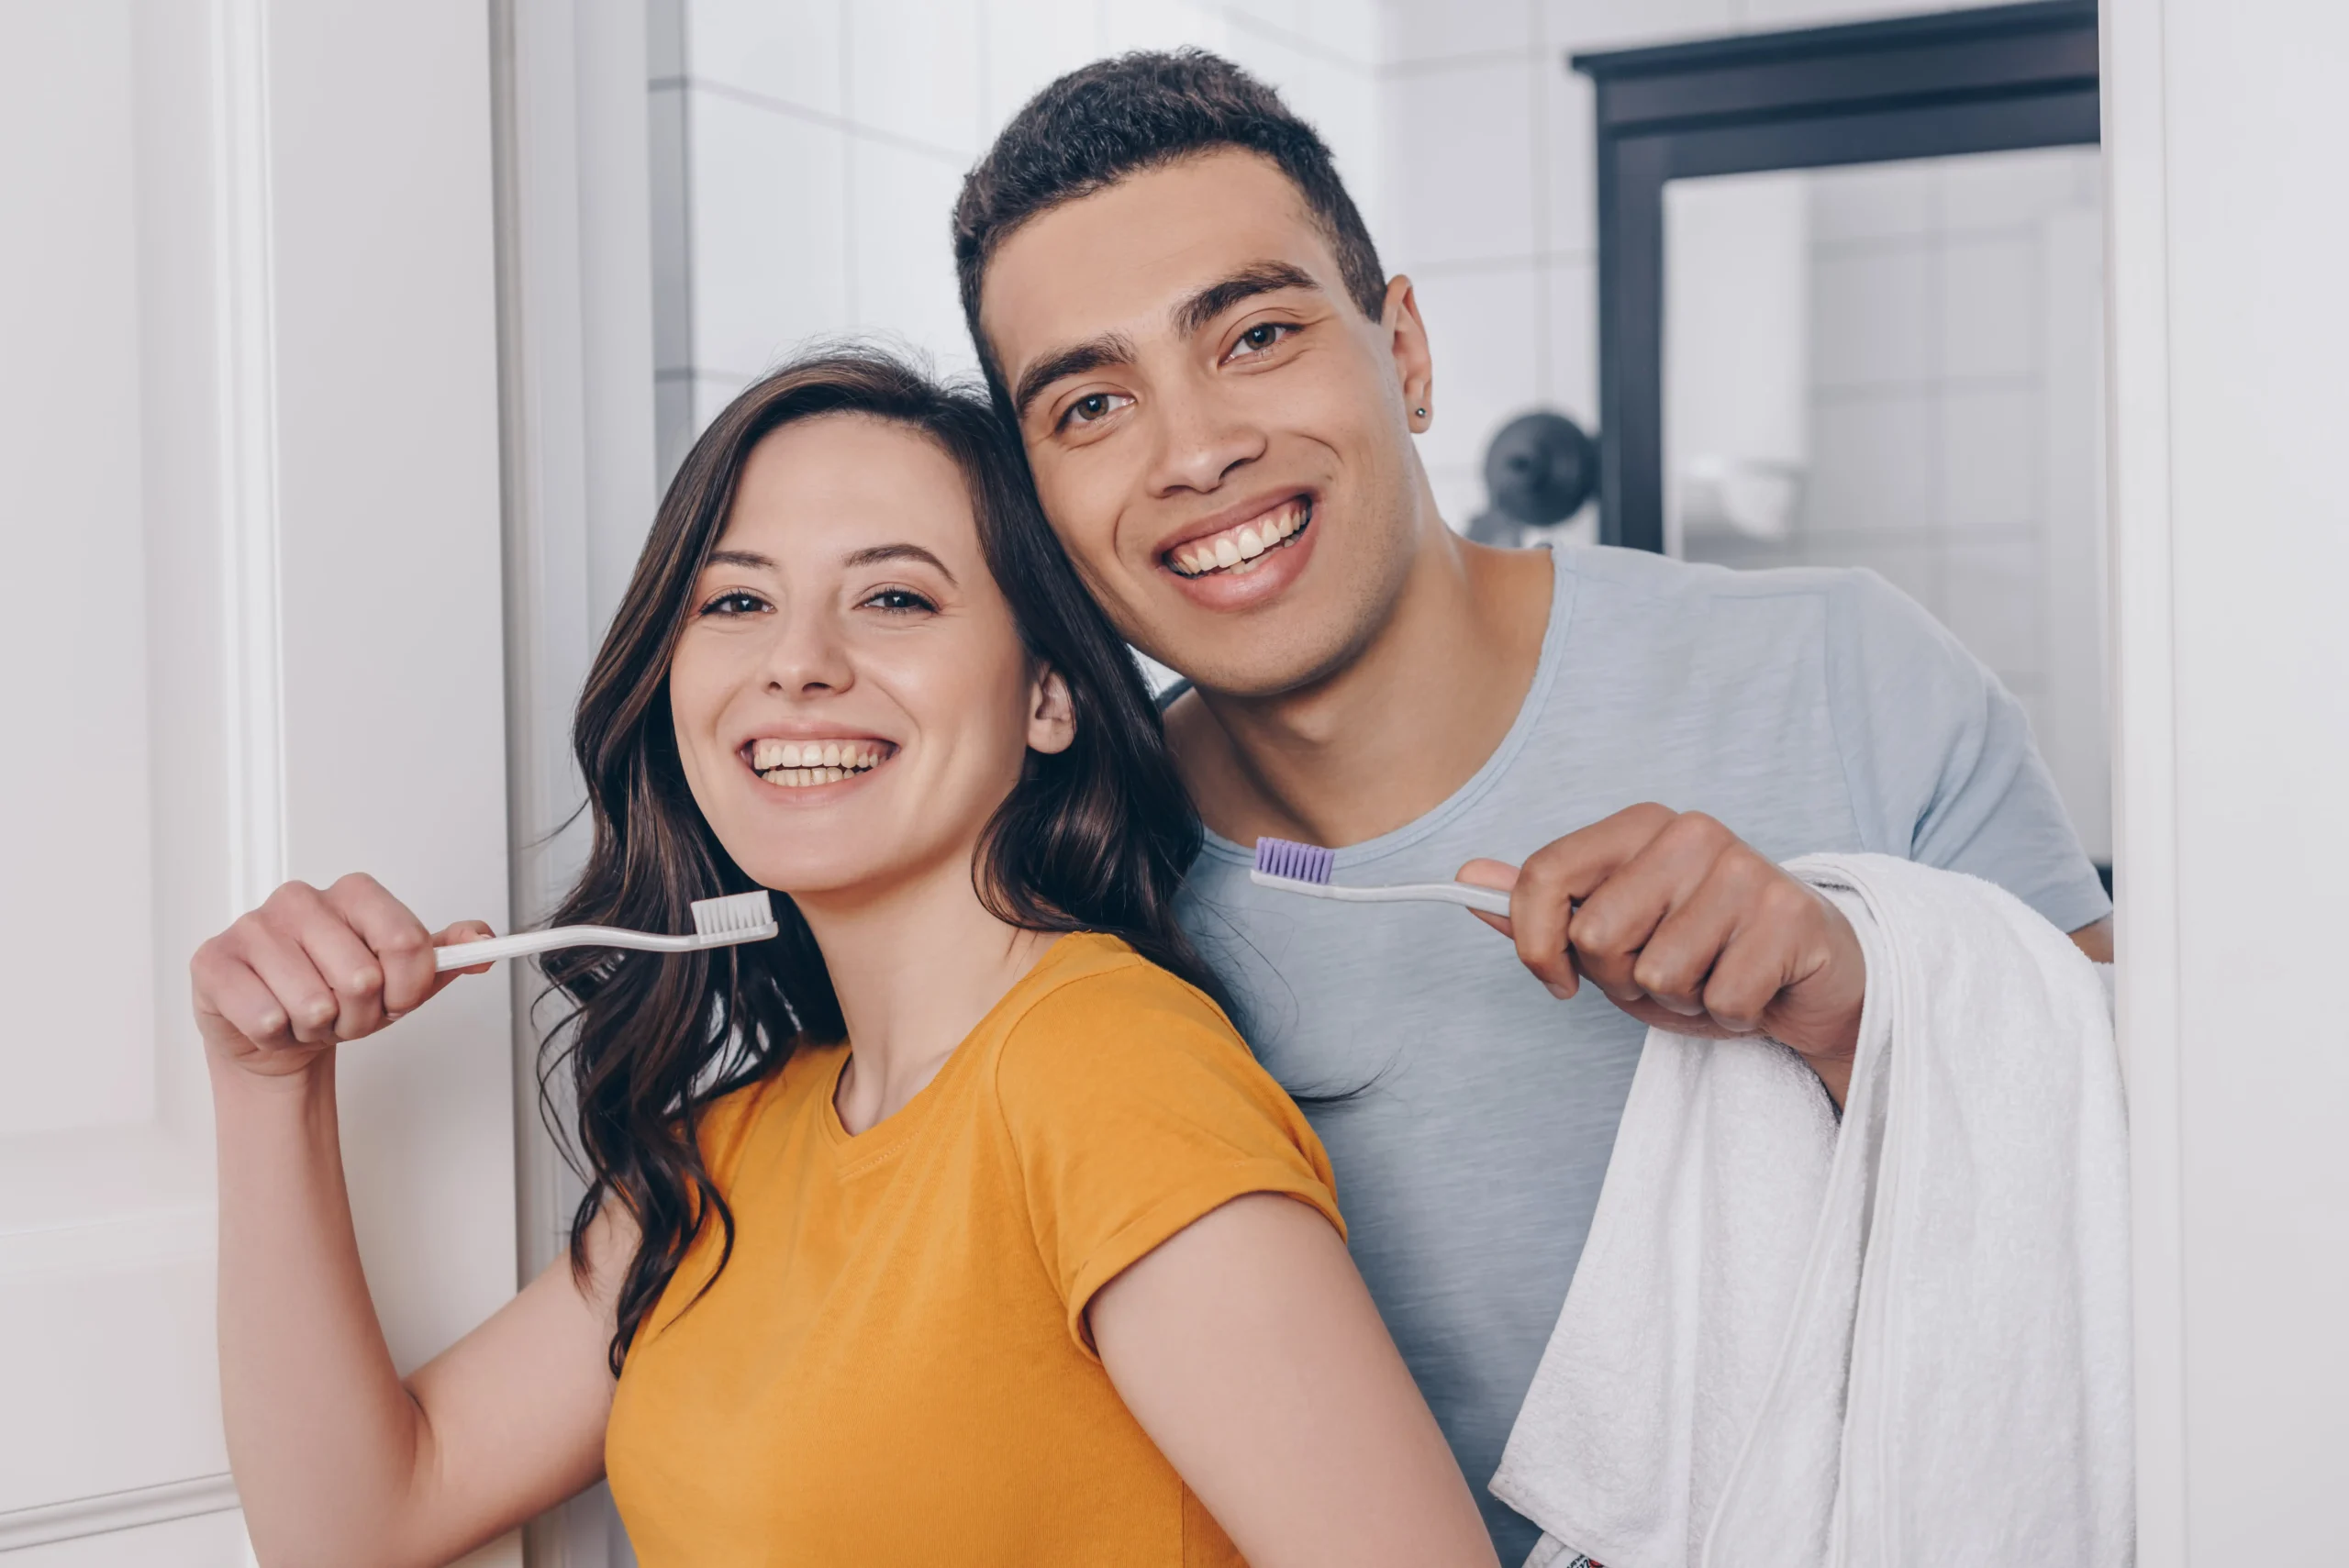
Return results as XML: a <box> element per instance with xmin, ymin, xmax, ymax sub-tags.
<box><xmin>689</xmin><ymin>889</ymin><xmax>779</xmax><ymax>939</ymax></box>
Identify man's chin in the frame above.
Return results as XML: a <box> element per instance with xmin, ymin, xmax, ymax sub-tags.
<box><xmin>1141</xmin><ymin>617</ymin><xmax>1371</xmax><ymax>705</ymax></box>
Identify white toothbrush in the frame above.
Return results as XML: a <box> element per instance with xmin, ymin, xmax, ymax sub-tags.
<box><xmin>432</xmin><ymin>889</ymin><xmax>781</xmax><ymax>971</ymax></box>
<box><xmin>1248</xmin><ymin>837</ymin><xmax>1512</xmax><ymax>917</ymax></box>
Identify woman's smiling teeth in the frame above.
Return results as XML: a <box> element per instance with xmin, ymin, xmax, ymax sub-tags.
<box><xmin>1166</xmin><ymin>498</ymin><xmax>1309</xmax><ymax>578</ymax></box>
<box><xmin>749</xmin><ymin>738</ymin><xmax>891</xmax><ymax>788</ymax></box>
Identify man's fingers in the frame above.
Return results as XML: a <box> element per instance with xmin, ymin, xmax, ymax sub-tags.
<box><xmin>1698</xmin><ymin>927</ymin><xmax>1791</xmax><ymax>1036</ymax></box>
<box><xmin>1626</xmin><ymin>849</ymin><xmax>1782</xmax><ymax>1018</ymax></box>
<box><xmin>1454</xmin><ymin>859</ymin><xmax>1519</xmax><ymax>940</ymax></box>
<box><xmin>1504</xmin><ymin>806</ymin><xmax>1679</xmax><ymax>999</ymax></box>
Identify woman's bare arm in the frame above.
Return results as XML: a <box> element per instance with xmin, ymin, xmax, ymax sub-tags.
<box><xmin>200</xmin><ymin>875</ymin><xmax>624</xmax><ymax>1566</ymax></box>
<box><xmin>1089</xmin><ymin>1193</ymin><xmax>1501</xmax><ymax>1568</ymax></box>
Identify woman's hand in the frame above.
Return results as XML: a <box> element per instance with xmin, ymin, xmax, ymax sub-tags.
<box><xmin>191</xmin><ymin>873</ymin><xmax>495</xmax><ymax>1079</ymax></box>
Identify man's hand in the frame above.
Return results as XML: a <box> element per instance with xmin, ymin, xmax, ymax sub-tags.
<box><xmin>1458</xmin><ymin>804</ymin><xmax>1865</xmax><ymax>1105</ymax></box>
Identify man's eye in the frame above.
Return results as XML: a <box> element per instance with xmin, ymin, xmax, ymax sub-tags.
<box><xmin>862</xmin><ymin>587</ymin><xmax>936</xmax><ymax>614</ymax></box>
<box><xmin>1231</xmin><ymin>323</ymin><xmax>1292</xmax><ymax>358</ymax></box>
<box><xmin>1062</xmin><ymin>391</ymin><xmax>1131</xmax><ymax>428</ymax></box>
<box><xmin>701</xmin><ymin>590</ymin><xmax>768</xmax><ymax>617</ymax></box>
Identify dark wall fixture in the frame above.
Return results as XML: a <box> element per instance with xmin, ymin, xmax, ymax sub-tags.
<box><xmin>1571</xmin><ymin>0</ymin><xmax>2099</xmax><ymax>553</ymax></box>
<box><xmin>1466</xmin><ymin>411</ymin><xmax>1600</xmax><ymax>545</ymax></box>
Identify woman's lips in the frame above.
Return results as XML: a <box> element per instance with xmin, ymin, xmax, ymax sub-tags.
<box><xmin>743</xmin><ymin>738</ymin><xmax>895</xmax><ymax>789</ymax></box>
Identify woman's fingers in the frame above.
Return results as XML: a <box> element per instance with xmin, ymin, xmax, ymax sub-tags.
<box><xmin>242</xmin><ymin>895</ymin><xmax>346</xmax><ymax>1048</ymax></box>
<box><xmin>326</xmin><ymin>873</ymin><xmax>440</xmax><ymax>1018</ymax></box>
<box><xmin>193</xmin><ymin>878</ymin><xmax>466</xmax><ymax>1066</ymax></box>
<box><xmin>429</xmin><ymin>921</ymin><xmax>499</xmax><ymax>990</ymax></box>
<box><xmin>193</xmin><ymin>940</ymin><xmax>302</xmax><ymax>1053</ymax></box>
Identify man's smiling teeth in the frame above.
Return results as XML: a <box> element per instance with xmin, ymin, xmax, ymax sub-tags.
<box><xmin>750</xmin><ymin>738</ymin><xmax>889</xmax><ymax>788</ymax></box>
<box><xmin>1167</xmin><ymin>498</ymin><xmax>1309</xmax><ymax>578</ymax></box>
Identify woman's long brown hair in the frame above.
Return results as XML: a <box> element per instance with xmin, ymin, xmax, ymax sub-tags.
<box><xmin>539</xmin><ymin>347</ymin><xmax>1225</xmax><ymax>1373</ymax></box>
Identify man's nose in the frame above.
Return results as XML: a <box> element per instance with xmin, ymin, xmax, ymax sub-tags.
<box><xmin>1145</xmin><ymin>377</ymin><xmax>1268</xmax><ymax>496</ymax></box>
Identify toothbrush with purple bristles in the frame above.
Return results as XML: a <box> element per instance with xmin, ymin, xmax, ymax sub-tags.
<box><xmin>1249</xmin><ymin>837</ymin><xmax>1513</xmax><ymax>917</ymax></box>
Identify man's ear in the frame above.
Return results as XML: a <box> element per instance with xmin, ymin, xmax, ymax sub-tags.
<box><xmin>1027</xmin><ymin>663</ymin><xmax>1077</xmax><ymax>756</ymax></box>
<box><xmin>1381</xmin><ymin>274</ymin><xmax>1435</xmax><ymax>435</ymax></box>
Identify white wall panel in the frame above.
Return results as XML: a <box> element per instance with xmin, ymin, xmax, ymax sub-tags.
<box><xmin>0</xmin><ymin>0</ymin><xmax>158</xmax><ymax>1139</ymax></box>
<box><xmin>0</xmin><ymin>0</ymin><xmax>516</xmax><ymax>1556</ymax></box>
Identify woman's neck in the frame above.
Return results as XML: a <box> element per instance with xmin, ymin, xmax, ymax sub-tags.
<box><xmin>796</xmin><ymin>862</ymin><xmax>1056</xmax><ymax>1136</ymax></box>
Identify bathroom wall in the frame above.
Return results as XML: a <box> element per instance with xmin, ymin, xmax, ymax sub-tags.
<box><xmin>1676</xmin><ymin>150</ymin><xmax>2111</xmax><ymax>861</ymax></box>
<box><xmin>1376</xmin><ymin>0</ymin><xmax>2023</xmax><ymax>528</ymax></box>
<box><xmin>645</xmin><ymin>0</ymin><xmax>2009</xmax><ymax>503</ymax></box>
<box><xmin>646</xmin><ymin>0</ymin><xmax>1383</xmax><ymax>477</ymax></box>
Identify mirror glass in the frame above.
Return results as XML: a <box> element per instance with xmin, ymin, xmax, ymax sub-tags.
<box><xmin>1663</xmin><ymin>148</ymin><xmax>2110</xmax><ymax>875</ymax></box>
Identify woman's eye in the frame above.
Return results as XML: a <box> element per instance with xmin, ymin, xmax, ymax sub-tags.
<box><xmin>700</xmin><ymin>590</ymin><xmax>769</xmax><ymax>617</ymax></box>
<box><xmin>1061</xmin><ymin>391</ymin><xmax>1131</xmax><ymax>429</ymax></box>
<box><xmin>861</xmin><ymin>587</ymin><xmax>936</xmax><ymax>614</ymax></box>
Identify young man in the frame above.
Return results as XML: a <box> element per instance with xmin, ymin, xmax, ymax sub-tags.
<box><xmin>953</xmin><ymin>53</ymin><xmax>2112</xmax><ymax>1559</ymax></box>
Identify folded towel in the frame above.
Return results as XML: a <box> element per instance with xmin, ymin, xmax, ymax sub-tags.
<box><xmin>1489</xmin><ymin>853</ymin><xmax>2132</xmax><ymax>1567</ymax></box>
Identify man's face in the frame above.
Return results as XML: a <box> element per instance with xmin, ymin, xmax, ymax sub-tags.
<box><xmin>980</xmin><ymin>150</ymin><xmax>1434</xmax><ymax>699</ymax></box>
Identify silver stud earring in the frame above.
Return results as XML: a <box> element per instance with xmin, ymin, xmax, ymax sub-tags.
<box><xmin>1414</xmin><ymin>406</ymin><xmax>1428</xmax><ymax>418</ymax></box>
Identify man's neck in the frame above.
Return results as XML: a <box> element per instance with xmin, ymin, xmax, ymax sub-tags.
<box><xmin>1170</xmin><ymin>515</ymin><xmax>1553</xmax><ymax>851</ymax></box>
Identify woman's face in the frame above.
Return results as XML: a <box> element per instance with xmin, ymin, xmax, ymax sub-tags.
<box><xmin>668</xmin><ymin>415</ymin><xmax>1072</xmax><ymax>903</ymax></box>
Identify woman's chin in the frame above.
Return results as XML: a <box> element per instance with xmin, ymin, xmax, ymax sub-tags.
<box><xmin>732</xmin><ymin>845</ymin><xmax>963</xmax><ymax>912</ymax></box>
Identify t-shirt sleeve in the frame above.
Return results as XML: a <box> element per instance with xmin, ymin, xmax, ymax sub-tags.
<box><xmin>989</xmin><ymin>962</ymin><xmax>1344</xmax><ymax>1357</ymax></box>
<box><xmin>1825</xmin><ymin>569</ymin><xmax>2111</xmax><ymax>934</ymax></box>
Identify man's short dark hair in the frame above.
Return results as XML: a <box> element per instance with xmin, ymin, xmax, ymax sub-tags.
<box><xmin>952</xmin><ymin>50</ymin><xmax>1389</xmax><ymax>389</ymax></box>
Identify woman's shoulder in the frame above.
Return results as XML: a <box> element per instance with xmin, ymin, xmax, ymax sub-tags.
<box><xmin>998</xmin><ymin>933</ymin><xmax>1241</xmax><ymax>1052</ymax></box>
<box><xmin>985</xmin><ymin>933</ymin><xmax>1304</xmax><ymax>1139</ymax></box>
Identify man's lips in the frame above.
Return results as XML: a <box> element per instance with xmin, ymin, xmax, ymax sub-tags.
<box><xmin>1160</xmin><ymin>495</ymin><xmax>1312</xmax><ymax>579</ymax></box>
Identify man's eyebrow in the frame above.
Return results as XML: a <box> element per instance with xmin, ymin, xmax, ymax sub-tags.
<box><xmin>1011</xmin><ymin>332</ymin><xmax>1137</xmax><ymax>422</ymax></box>
<box><xmin>843</xmin><ymin>542</ymin><xmax>957</xmax><ymax>586</ymax></box>
<box><xmin>1172</xmin><ymin>261</ymin><xmax>1320</xmax><ymax>339</ymax></box>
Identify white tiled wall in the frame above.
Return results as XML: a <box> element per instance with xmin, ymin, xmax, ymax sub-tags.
<box><xmin>1375</xmin><ymin>0</ymin><xmax>2017</xmax><ymax>528</ymax></box>
<box><xmin>647</xmin><ymin>0</ymin><xmax>1382</xmax><ymax>477</ymax></box>
<box><xmin>1677</xmin><ymin>147</ymin><xmax>2111</xmax><ymax>859</ymax></box>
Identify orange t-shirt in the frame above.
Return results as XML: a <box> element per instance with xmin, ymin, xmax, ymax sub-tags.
<box><xmin>603</xmin><ymin>932</ymin><xmax>1343</xmax><ymax>1566</ymax></box>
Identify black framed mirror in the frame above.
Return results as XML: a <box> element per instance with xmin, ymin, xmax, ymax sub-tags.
<box><xmin>1572</xmin><ymin>0</ymin><xmax>2098</xmax><ymax>556</ymax></box>
<box><xmin>1571</xmin><ymin>0</ymin><xmax>2110</xmax><ymax>886</ymax></box>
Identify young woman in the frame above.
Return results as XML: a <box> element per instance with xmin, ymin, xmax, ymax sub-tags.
<box><xmin>193</xmin><ymin>350</ymin><xmax>1498</xmax><ymax>1568</ymax></box>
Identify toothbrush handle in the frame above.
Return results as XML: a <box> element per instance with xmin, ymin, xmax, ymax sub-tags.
<box><xmin>1352</xmin><ymin>882</ymin><xmax>1515</xmax><ymax>917</ymax></box>
<box><xmin>1248</xmin><ymin>872</ymin><xmax>1514</xmax><ymax>917</ymax></box>
<box><xmin>434</xmin><ymin>925</ymin><xmax>703</xmax><ymax>972</ymax></box>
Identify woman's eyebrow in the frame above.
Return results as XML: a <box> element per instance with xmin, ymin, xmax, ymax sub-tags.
<box><xmin>843</xmin><ymin>542</ymin><xmax>958</xmax><ymax>586</ymax></box>
<box><xmin>705</xmin><ymin>548</ymin><xmax>775</xmax><ymax>570</ymax></box>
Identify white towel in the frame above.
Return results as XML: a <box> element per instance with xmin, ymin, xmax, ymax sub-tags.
<box><xmin>1488</xmin><ymin>852</ymin><xmax>2132</xmax><ymax>1568</ymax></box>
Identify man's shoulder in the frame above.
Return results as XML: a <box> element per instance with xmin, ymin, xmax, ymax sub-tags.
<box><xmin>1557</xmin><ymin>542</ymin><xmax>1883</xmax><ymax>610</ymax></box>
<box><xmin>1553</xmin><ymin>545</ymin><xmax>1925</xmax><ymax>663</ymax></box>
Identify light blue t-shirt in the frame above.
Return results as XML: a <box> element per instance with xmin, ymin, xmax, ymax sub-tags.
<box><xmin>1173</xmin><ymin>545</ymin><xmax>2110</xmax><ymax>1561</ymax></box>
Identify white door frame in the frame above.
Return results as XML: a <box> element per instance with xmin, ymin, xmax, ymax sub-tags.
<box><xmin>2106</xmin><ymin>0</ymin><xmax>2349</xmax><ymax>1560</ymax></box>
<box><xmin>486</xmin><ymin>0</ymin><xmax>658</xmax><ymax>1562</ymax></box>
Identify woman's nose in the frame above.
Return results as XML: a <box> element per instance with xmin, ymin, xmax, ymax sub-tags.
<box><xmin>763</xmin><ymin>608</ymin><xmax>853</xmax><ymax>695</ymax></box>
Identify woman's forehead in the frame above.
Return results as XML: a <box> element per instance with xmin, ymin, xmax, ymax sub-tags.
<box><xmin>718</xmin><ymin>414</ymin><xmax>976</xmax><ymax>562</ymax></box>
